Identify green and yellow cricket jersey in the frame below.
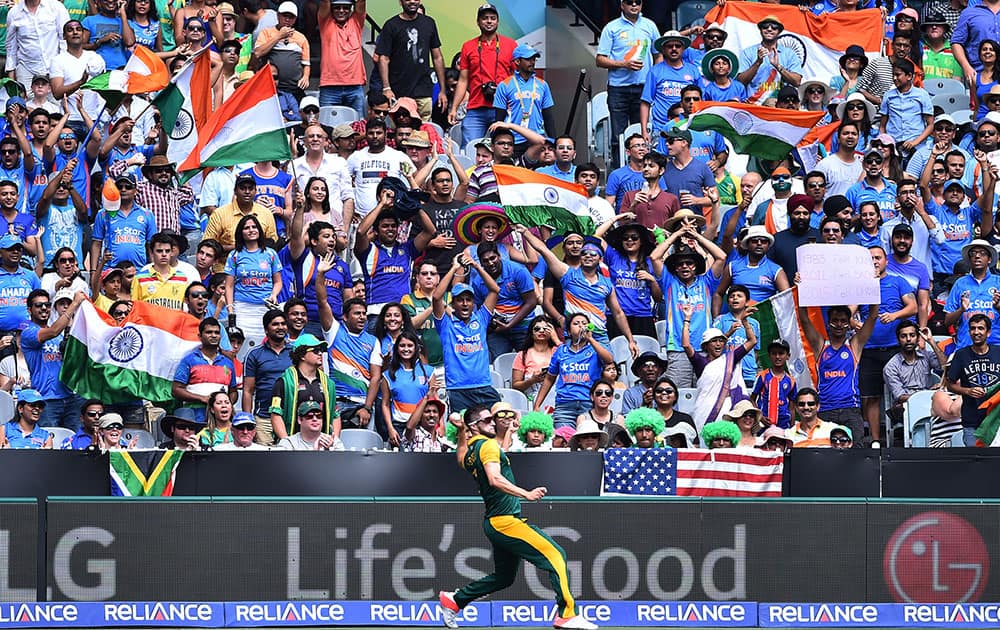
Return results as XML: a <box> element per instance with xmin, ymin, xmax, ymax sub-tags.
<box><xmin>464</xmin><ymin>435</ymin><xmax>521</xmax><ymax>518</ymax></box>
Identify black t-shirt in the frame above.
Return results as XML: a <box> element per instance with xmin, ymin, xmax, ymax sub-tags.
<box><xmin>422</xmin><ymin>199</ymin><xmax>465</xmax><ymax>274</ymax></box>
<box><xmin>375</xmin><ymin>14</ymin><xmax>442</xmax><ymax>98</ymax></box>
<box><xmin>947</xmin><ymin>344</ymin><xmax>1000</xmax><ymax>428</ymax></box>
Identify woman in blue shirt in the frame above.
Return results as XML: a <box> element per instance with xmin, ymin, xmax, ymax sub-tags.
<box><xmin>122</xmin><ymin>0</ymin><xmax>161</xmax><ymax>51</ymax></box>
<box><xmin>594</xmin><ymin>218</ymin><xmax>661</xmax><ymax>339</ymax></box>
<box><xmin>224</xmin><ymin>215</ymin><xmax>282</xmax><ymax>348</ymax></box>
<box><xmin>533</xmin><ymin>313</ymin><xmax>615</xmax><ymax>428</ymax></box>
<box><xmin>380</xmin><ymin>330</ymin><xmax>434</xmax><ymax>448</ymax></box>
<box><xmin>855</xmin><ymin>202</ymin><xmax>883</xmax><ymax>247</ymax></box>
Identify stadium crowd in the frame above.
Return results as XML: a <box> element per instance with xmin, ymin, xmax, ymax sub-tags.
<box><xmin>0</xmin><ymin>0</ymin><xmax>996</xmax><ymax>453</ymax></box>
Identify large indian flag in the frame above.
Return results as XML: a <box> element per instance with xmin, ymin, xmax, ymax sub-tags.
<box><xmin>688</xmin><ymin>101</ymin><xmax>824</xmax><ymax>161</ymax></box>
<box><xmin>152</xmin><ymin>49</ymin><xmax>212</xmax><ymax>167</ymax></box>
<box><xmin>178</xmin><ymin>70</ymin><xmax>292</xmax><ymax>173</ymax></box>
<box><xmin>60</xmin><ymin>301</ymin><xmax>201</xmax><ymax>404</ymax></box>
<box><xmin>754</xmin><ymin>288</ymin><xmax>815</xmax><ymax>390</ymax></box>
<box><xmin>82</xmin><ymin>45</ymin><xmax>169</xmax><ymax>110</ymax></box>
<box><xmin>494</xmin><ymin>165</ymin><xmax>594</xmax><ymax>235</ymax></box>
<box><xmin>706</xmin><ymin>2</ymin><xmax>884</xmax><ymax>87</ymax></box>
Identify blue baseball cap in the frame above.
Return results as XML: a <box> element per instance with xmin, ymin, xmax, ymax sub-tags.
<box><xmin>512</xmin><ymin>44</ymin><xmax>540</xmax><ymax>60</ymax></box>
<box><xmin>451</xmin><ymin>283</ymin><xmax>475</xmax><ymax>299</ymax></box>
<box><xmin>232</xmin><ymin>412</ymin><xmax>256</xmax><ymax>427</ymax></box>
<box><xmin>18</xmin><ymin>389</ymin><xmax>43</xmax><ymax>405</ymax></box>
<box><xmin>0</xmin><ymin>234</ymin><xmax>23</xmax><ymax>250</ymax></box>
<box><xmin>5</xmin><ymin>97</ymin><xmax>26</xmax><ymax>112</ymax></box>
<box><xmin>943</xmin><ymin>178</ymin><xmax>965</xmax><ymax>191</ymax></box>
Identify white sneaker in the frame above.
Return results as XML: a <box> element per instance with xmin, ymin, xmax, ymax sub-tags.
<box><xmin>438</xmin><ymin>591</ymin><xmax>459</xmax><ymax>629</ymax></box>
<box><xmin>554</xmin><ymin>615</ymin><xmax>599</xmax><ymax>630</ymax></box>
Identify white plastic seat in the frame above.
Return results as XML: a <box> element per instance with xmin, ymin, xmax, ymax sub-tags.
<box><xmin>339</xmin><ymin>428</ymin><xmax>384</xmax><ymax>451</ymax></box>
<box><xmin>46</xmin><ymin>426</ymin><xmax>75</xmax><ymax>448</ymax></box>
<box><xmin>903</xmin><ymin>390</ymin><xmax>936</xmax><ymax>448</ymax></box>
<box><xmin>122</xmin><ymin>429</ymin><xmax>156</xmax><ymax>449</ymax></box>
<box><xmin>676</xmin><ymin>388</ymin><xmax>698</xmax><ymax>415</ymax></box>
<box><xmin>497</xmin><ymin>387</ymin><xmax>530</xmax><ymax>412</ymax></box>
<box><xmin>494</xmin><ymin>352</ymin><xmax>518</xmax><ymax>388</ymax></box>
<box><xmin>318</xmin><ymin>105</ymin><xmax>358</xmax><ymax>127</ymax></box>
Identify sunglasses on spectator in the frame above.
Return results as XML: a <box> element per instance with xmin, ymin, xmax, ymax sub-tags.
<box><xmin>85</xmin><ymin>410</ymin><xmax>103</xmax><ymax>417</ymax></box>
<box><xmin>494</xmin><ymin>410</ymin><xmax>517</xmax><ymax>420</ymax></box>
<box><xmin>302</xmin><ymin>411</ymin><xmax>323</xmax><ymax>419</ymax></box>
<box><xmin>980</xmin><ymin>129</ymin><xmax>998</xmax><ymax>136</ymax></box>
<box><xmin>830</xmin><ymin>435</ymin><xmax>852</xmax><ymax>444</ymax></box>
<box><xmin>30</xmin><ymin>301</ymin><xmax>50</xmax><ymax>308</ymax></box>
<box><xmin>111</xmin><ymin>309</ymin><xmax>129</xmax><ymax>317</ymax></box>
<box><xmin>934</xmin><ymin>124</ymin><xmax>955</xmax><ymax>132</ymax></box>
<box><xmin>805</xmin><ymin>87</ymin><xmax>825</xmax><ymax>95</ymax></box>
<box><xmin>174</xmin><ymin>423</ymin><xmax>199</xmax><ymax>432</ymax></box>
<box><xmin>931</xmin><ymin>168</ymin><xmax>946</xmax><ymax>174</ymax></box>
<box><xmin>621</xmin><ymin>233</ymin><xmax>641</xmax><ymax>242</ymax></box>
<box><xmin>594</xmin><ymin>389</ymin><xmax>614</xmax><ymax>397</ymax></box>
<box><xmin>57</xmin><ymin>257</ymin><xmax>75</xmax><ymax>264</ymax></box>
<box><xmin>806</xmin><ymin>182</ymin><xmax>826</xmax><ymax>189</ymax></box>
<box><xmin>532</xmin><ymin>325</ymin><xmax>549</xmax><ymax>332</ymax></box>
<box><xmin>845</xmin><ymin>103</ymin><xmax>866</xmax><ymax>111</ymax></box>
<box><xmin>864</xmin><ymin>155</ymin><xmax>883</xmax><ymax>164</ymax></box>
<box><xmin>796</xmin><ymin>401</ymin><xmax>817</xmax><ymax>407</ymax></box>
<box><xmin>189</xmin><ymin>291</ymin><xmax>209</xmax><ymax>299</ymax></box>
<box><xmin>0</xmin><ymin>149</ymin><xmax>17</xmax><ymax>155</ymax></box>
<box><xmin>234</xmin><ymin>425</ymin><xmax>256</xmax><ymax>432</ymax></box>
<box><xmin>622</xmin><ymin>0</ymin><xmax>641</xmax><ymax>4</ymax></box>
<box><xmin>101</xmin><ymin>423</ymin><xmax>124</xmax><ymax>431</ymax></box>
<box><xmin>822</xmin><ymin>227</ymin><xmax>842</xmax><ymax>234</ymax></box>
<box><xmin>772</xmin><ymin>175</ymin><xmax>790</xmax><ymax>181</ymax></box>
<box><xmin>654</xmin><ymin>387</ymin><xmax>675</xmax><ymax>395</ymax></box>
<box><xmin>117</xmin><ymin>182</ymin><xmax>135</xmax><ymax>190</ymax></box>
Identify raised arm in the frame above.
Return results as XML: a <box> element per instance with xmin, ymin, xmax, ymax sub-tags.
<box><xmin>515</xmin><ymin>225</ymin><xmax>568</xmax><ymax>277</ymax></box>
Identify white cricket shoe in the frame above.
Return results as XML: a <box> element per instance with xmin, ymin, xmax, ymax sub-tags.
<box><xmin>438</xmin><ymin>590</ymin><xmax>460</xmax><ymax>629</ymax></box>
<box><xmin>553</xmin><ymin>615</ymin><xmax>599</xmax><ymax>630</ymax></box>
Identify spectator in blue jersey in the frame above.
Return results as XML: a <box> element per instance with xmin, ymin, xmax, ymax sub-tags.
<box><xmin>594</xmin><ymin>218</ymin><xmax>660</xmax><ymax>339</ymax></box>
<box><xmin>492</xmin><ymin>44</ymin><xmax>555</xmax><ymax>156</ymax></box>
<box><xmin>664</xmin><ymin>85</ymin><xmax>728</xmax><ymax>171</ymax></box>
<box><xmin>946</xmin><ymin>240</ymin><xmax>1000</xmax><ymax>348</ymax></box>
<box><xmin>21</xmin><ymin>288</ymin><xmax>87</xmax><ymax>431</ymax></box>
<box><xmin>660</xmin><ymin>127</ymin><xmax>717</xmax><ymax>213</ymax></box>
<box><xmin>37</xmin><ymin>160</ymin><xmax>87</xmax><ymax>270</ymax></box>
<box><xmin>883</xmin><ymin>222</ymin><xmax>934</xmax><ymax>330</ymax></box>
<box><xmin>242</xmin><ymin>309</ymin><xmax>292</xmax><ymax>446</ymax></box>
<box><xmin>89</xmin><ymin>173</ymin><xmax>158</xmax><ymax>291</ymax></box>
<box><xmin>605</xmin><ymin>133</ymin><xmax>652</xmax><ymax>212</ymax></box>
<box><xmin>922</xmin><ymin>154</ymin><xmax>995</xmax><ymax>283</ymax></box>
<box><xmin>432</xmin><ymin>252</ymin><xmax>502</xmax><ymax>415</ymax></box>
<box><xmin>315</xmin><ymin>270</ymin><xmax>382</xmax><ymax>436</ymax></box>
<box><xmin>596</xmin><ymin>0</ymin><xmax>660</xmax><ymax>169</ymax></box>
<box><xmin>534</xmin><ymin>312</ymin><xmax>615</xmax><ymax>428</ymax></box>
<box><xmin>224</xmin><ymin>214</ymin><xmax>282</xmax><ymax>348</ymax></box>
<box><xmin>280</xmin><ymin>198</ymin><xmax>352</xmax><ymax>337</ymax></box>
<box><xmin>0</xmin><ymin>110</ymin><xmax>36</xmax><ymax>216</ymax></box>
<box><xmin>846</xmin><ymin>148</ymin><xmax>899</xmax><ymax>220</ymax></box>
<box><xmin>536</xmin><ymin>136</ymin><xmax>577</xmax><ymax>183</ymax></box>
<box><xmin>518</xmin><ymin>226</ymin><xmax>639</xmax><ymax>356</ymax></box>
<box><xmin>0</xmin><ymin>234</ymin><xmax>41</xmax><ymax>334</ymax></box>
<box><xmin>800</xmin><ymin>302</ymin><xmax>879</xmax><ymax>448</ymax></box>
<box><xmin>0</xmin><ymin>389</ymin><xmax>52</xmax><ymax>449</ymax></box>
<box><xmin>98</xmin><ymin>117</ymin><xmax>159</xmax><ymax>182</ymax></box>
<box><xmin>854</xmin><ymin>202</ymin><xmax>885</xmax><ymax>249</ymax></box>
<box><xmin>240</xmin><ymin>160</ymin><xmax>293</xmax><ymax>240</ymax></box>
<box><xmin>713</xmin><ymin>284</ymin><xmax>761</xmax><ymax>389</ymax></box>
<box><xmin>354</xmin><ymin>185</ymin><xmax>436</xmax><ymax>323</ymax></box>
<box><xmin>380</xmin><ymin>330</ymin><xmax>435</xmax><ymax>448</ymax></box>
<box><xmin>472</xmin><ymin>240</ymin><xmax>537</xmax><ymax>360</ymax></box>
<box><xmin>713</xmin><ymin>225</ymin><xmax>790</xmax><ymax>317</ymax></box>
<box><xmin>736</xmin><ymin>15</ymin><xmax>803</xmax><ymax>104</ymax></box>
<box><xmin>859</xmin><ymin>246</ymin><xmax>918</xmax><ymax>445</ymax></box>
<box><xmin>0</xmin><ymin>179</ymin><xmax>40</xmax><ymax>273</ymax></box>
<box><xmin>172</xmin><ymin>318</ymin><xmax>237</xmax><ymax>422</ymax></box>
<box><xmin>640</xmin><ymin>31</ymin><xmax>700</xmax><ymax>144</ymax></box>
<box><xmin>82</xmin><ymin>0</ymin><xmax>128</xmax><ymax>69</ymax></box>
<box><xmin>906</xmin><ymin>114</ymin><xmax>974</xmax><ymax>186</ymax></box>
<box><xmin>701</xmin><ymin>48</ymin><xmax>747</xmax><ymax>103</ymax></box>
<box><xmin>649</xmin><ymin>225</ymin><xmax>727</xmax><ymax>388</ymax></box>
<box><xmin>751</xmin><ymin>338</ymin><xmax>797</xmax><ymax>430</ymax></box>
<box><xmin>46</xmin><ymin>117</ymin><xmax>101</xmax><ymax>208</ymax></box>
<box><xmin>63</xmin><ymin>400</ymin><xmax>105</xmax><ymax>450</ymax></box>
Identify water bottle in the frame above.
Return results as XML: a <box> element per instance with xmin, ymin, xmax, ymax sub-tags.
<box><xmin>11</xmin><ymin>384</ymin><xmax>20</xmax><ymax>404</ymax></box>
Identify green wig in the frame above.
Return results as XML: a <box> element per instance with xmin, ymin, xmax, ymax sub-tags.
<box><xmin>517</xmin><ymin>411</ymin><xmax>554</xmax><ymax>442</ymax></box>
<box><xmin>624</xmin><ymin>407</ymin><xmax>665</xmax><ymax>437</ymax></box>
<box><xmin>701</xmin><ymin>419</ymin><xmax>742</xmax><ymax>447</ymax></box>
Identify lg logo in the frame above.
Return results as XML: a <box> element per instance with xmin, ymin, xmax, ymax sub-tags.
<box><xmin>884</xmin><ymin>512</ymin><xmax>989</xmax><ymax>603</ymax></box>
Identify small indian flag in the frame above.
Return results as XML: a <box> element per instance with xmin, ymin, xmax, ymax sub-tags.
<box><xmin>178</xmin><ymin>69</ymin><xmax>292</xmax><ymax>173</ymax></box>
<box><xmin>60</xmin><ymin>301</ymin><xmax>201</xmax><ymax>404</ymax></box>
<box><xmin>494</xmin><ymin>165</ymin><xmax>594</xmax><ymax>235</ymax></box>
<box><xmin>754</xmin><ymin>288</ymin><xmax>814</xmax><ymax>389</ymax></box>
<box><xmin>688</xmin><ymin>101</ymin><xmax>825</xmax><ymax>161</ymax></box>
<box><xmin>82</xmin><ymin>46</ymin><xmax>169</xmax><ymax>109</ymax></box>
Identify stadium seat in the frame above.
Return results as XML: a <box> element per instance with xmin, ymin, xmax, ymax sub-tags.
<box><xmin>633</xmin><ymin>335</ymin><xmax>661</xmax><ymax>358</ymax></box>
<box><xmin>426</xmin><ymin>121</ymin><xmax>446</xmax><ymax>142</ymax></box>
<box><xmin>448</xmin><ymin>123</ymin><xmax>463</xmax><ymax>146</ymax></box>
<box><xmin>924</xmin><ymin>77</ymin><xmax>965</xmax><ymax>97</ymax></box>
<box><xmin>46</xmin><ymin>427</ymin><xmax>74</xmax><ymax>447</ymax></box>
<box><xmin>123</xmin><ymin>429</ymin><xmax>156</xmax><ymax>449</ymax></box>
<box><xmin>318</xmin><ymin>105</ymin><xmax>358</xmax><ymax>127</ymax></box>
<box><xmin>610</xmin><ymin>391</ymin><xmax>624</xmax><ymax>416</ymax></box>
<box><xmin>610</xmin><ymin>336</ymin><xmax>634</xmax><ymax>386</ymax></box>
<box><xmin>0</xmin><ymin>391</ymin><xmax>13</xmax><ymax>426</ymax></box>
<box><xmin>339</xmin><ymin>428</ymin><xmax>384</xmax><ymax>451</ymax></box>
<box><xmin>676</xmin><ymin>388</ymin><xmax>697</xmax><ymax>415</ymax></box>
<box><xmin>588</xmin><ymin>91</ymin><xmax>609</xmax><ymax>161</ymax></box>
<box><xmin>494</xmin><ymin>352</ymin><xmax>517</xmax><ymax>387</ymax></box>
<box><xmin>498</xmin><ymin>387</ymin><xmax>530</xmax><ymax>412</ymax></box>
<box><xmin>675</xmin><ymin>0</ymin><xmax>715</xmax><ymax>29</ymax></box>
<box><xmin>491</xmin><ymin>369</ymin><xmax>503</xmax><ymax>390</ymax></box>
<box><xmin>932</xmin><ymin>92</ymin><xmax>968</xmax><ymax>115</ymax></box>
<box><xmin>903</xmin><ymin>389</ymin><xmax>936</xmax><ymax>447</ymax></box>
<box><xmin>655</xmin><ymin>319</ymin><xmax>668</xmax><ymax>353</ymax></box>
<box><xmin>453</xmin><ymin>154</ymin><xmax>474</xmax><ymax>171</ymax></box>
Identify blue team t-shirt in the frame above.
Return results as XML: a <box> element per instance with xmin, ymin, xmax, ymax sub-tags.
<box><xmin>21</xmin><ymin>322</ymin><xmax>71</xmax><ymax>399</ymax></box>
<box><xmin>604</xmin><ymin>248</ymin><xmax>653</xmax><ymax>318</ymax></box>
<box><xmin>92</xmin><ymin>205</ymin><xmax>158</xmax><ymax>269</ymax></box>
<box><xmin>548</xmin><ymin>342</ymin><xmax>603</xmax><ymax>405</ymax></box>
<box><xmin>435</xmin><ymin>305</ymin><xmax>493</xmax><ymax>390</ymax></box>
<box><xmin>224</xmin><ymin>247</ymin><xmax>281</xmax><ymax>303</ymax></box>
<box><xmin>0</xmin><ymin>268</ymin><xmax>40</xmax><ymax>331</ymax></box>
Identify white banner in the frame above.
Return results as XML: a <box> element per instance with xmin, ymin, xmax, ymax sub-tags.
<box><xmin>796</xmin><ymin>244</ymin><xmax>881</xmax><ymax>306</ymax></box>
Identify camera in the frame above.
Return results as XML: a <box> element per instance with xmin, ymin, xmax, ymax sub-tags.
<box><xmin>481</xmin><ymin>81</ymin><xmax>497</xmax><ymax>101</ymax></box>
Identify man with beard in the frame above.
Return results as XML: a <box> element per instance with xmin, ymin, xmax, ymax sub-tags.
<box><xmin>243</xmin><ymin>309</ymin><xmax>292</xmax><ymax>446</ymax></box>
<box><xmin>421</xmin><ymin>167</ymin><xmax>465</xmax><ymax>275</ymax></box>
<box><xmin>438</xmin><ymin>405</ymin><xmax>598</xmax><ymax>630</ymax></box>
<box><xmin>858</xmin><ymin>246</ymin><xmax>917</xmax><ymax>445</ymax></box>
<box><xmin>881</xmin><ymin>180</ymin><xmax>941</xmax><ymax>276</ymax></box>
<box><xmin>640</xmin><ymin>31</ymin><xmax>699</xmax><ymax>143</ymax></box>
<box><xmin>947</xmin><ymin>314</ymin><xmax>1000</xmax><ymax>446</ymax></box>
<box><xmin>906</xmin><ymin>113</ymin><xmax>974</xmax><ymax>186</ymax></box>
<box><xmin>803</xmin><ymin>171</ymin><xmax>827</xmax><ymax>228</ymax></box>
<box><xmin>884</xmin><ymin>321</ymin><xmax>947</xmax><ymax>427</ymax></box>
<box><xmin>473</xmin><ymin>241</ymin><xmax>536</xmax><ymax>360</ymax></box>
<box><xmin>846</xmin><ymin>148</ymin><xmax>899</xmax><ymax>220</ymax></box>
<box><xmin>884</xmin><ymin>223</ymin><xmax>934</xmax><ymax>329</ymax></box>
<box><xmin>737</xmin><ymin>15</ymin><xmax>803</xmax><ymax>104</ymax></box>
<box><xmin>768</xmin><ymin>195</ymin><xmax>818</xmax><ymax>280</ymax></box>
<box><xmin>946</xmin><ymin>240</ymin><xmax>1000</xmax><ymax>348</ymax></box>
<box><xmin>621</xmin><ymin>351</ymin><xmax>667</xmax><ymax>415</ymax></box>
<box><xmin>816</xmin><ymin>122</ymin><xmax>864</xmax><ymax>198</ymax></box>
<box><xmin>749</xmin><ymin>167</ymin><xmax>795</xmax><ymax>233</ymax></box>
<box><xmin>620</xmin><ymin>151</ymin><xmax>679</xmax><ymax>229</ymax></box>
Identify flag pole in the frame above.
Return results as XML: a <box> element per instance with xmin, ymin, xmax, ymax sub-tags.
<box><xmin>80</xmin><ymin>104</ymin><xmax>107</xmax><ymax>148</ymax></box>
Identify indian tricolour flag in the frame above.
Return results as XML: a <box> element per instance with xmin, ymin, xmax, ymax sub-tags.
<box><xmin>60</xmin><ymin>301</ymin><xmax>201</xmax><ymax>404</ymax></box>
<box><xmin>688</xmin><ymin>102</ymin><xmax>824</xmax><ymax>161</ymax></box>
<box><xmin>152</xmin><ymin>49</ymin><xmax>212</xmax><ymax>167</ymax></box>
<box><xmin>82</xmin><ymin>45</ymin><xmax>169</xmax><ymax>109</ymax></box>
<box><xmin>178</xmin><ymin>69</ymin><xmax>291</xmax><ymax>174</ymax></box>
<box><xmin>494</xmin><ymin>165</ymin><xmax>594</xmax><ymax>235</ymax></box>
<box><xmin>754</xmin><ymin>288</ymin><xmax>815</xmax><ymax>389</ymax></box>
<box><xmin>706</xmin><ymin>1</ymin><xmax>884</xmax><ymax>91</ymax></box>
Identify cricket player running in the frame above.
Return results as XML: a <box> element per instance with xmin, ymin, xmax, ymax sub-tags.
<box><xmin>437</xmin><ymin>404</ymin><xmax>598</xmax><ymax>630</ymax></box>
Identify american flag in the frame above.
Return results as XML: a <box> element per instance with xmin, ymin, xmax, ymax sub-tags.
<box><xmin>602</xmin><ymin>448</ymin><xmax>784</xmax><ymax>497</ymax></box>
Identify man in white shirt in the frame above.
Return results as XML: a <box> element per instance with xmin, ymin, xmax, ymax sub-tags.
<box><xmin>215</xmin><ymin>412</ymin><xmax>270</xmax><ymax>450</ymax></box>
<box><xmin>48</xmin><ymin>20</ymin><xmax>105</xmax><ymax>140</ymax></box>
<box><xmin>6</xmin><ymin>0</ymin><xmax>70</xmax><ymax>89</ymax></box>
<box><xmin>277</xmin><ymin>401</ymin><xmax>343</xmax><ymax>450</ymax></box>
<box><xmin>290</xmin><ymin>124</ymin><xmax>354</xmax><ymax>225</ymax></box>
<box><xmin>346</xmin><ymin>118</ymin><xmax>413</xmax><ymax>219</ymax></box>
<box><xmin>815</xmin><ymin>122</ymin><xmax>863</xmax><ymax>198</ymax></box>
